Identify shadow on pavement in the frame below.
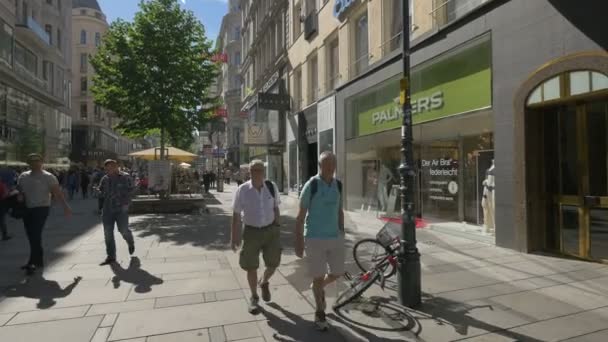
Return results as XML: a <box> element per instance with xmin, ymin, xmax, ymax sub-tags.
<box><xmin>0</xmin><ymin>198</ymin><xmax>104</xmax><ymax>288</ymax></box>
<box><xmin>261</xmin><ymin>302</ymin><xmax>346</xmax><ymax>342</ymax></box>
<box><xmin>3</xmin><ymin>274</ymin><xmax>82</xmax><ymax>309</ymax></box>
<box><xmin>110</xmin><ymin>257</ymin><xmax>163</xmax><ymax>293</ymax></box>
<box><xmin>332</xmin><ymin>290</ymin><xmax>547</xmax><ymax>342</ymax></box>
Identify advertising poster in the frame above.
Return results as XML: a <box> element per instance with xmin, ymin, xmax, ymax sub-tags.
<box><xmin>148</xmin><ymin>160</ymin><xmax>171</xmax><ymax>193</ymax></box>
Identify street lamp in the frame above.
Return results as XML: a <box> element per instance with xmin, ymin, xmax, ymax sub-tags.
<box><xmin>398</xmin><ymin>0</ymin><xmax>422</xmax><ymax>308</ymax></box>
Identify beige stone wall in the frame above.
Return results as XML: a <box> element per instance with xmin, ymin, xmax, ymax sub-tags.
<box><xmin>70</xmin><ymin>7</ymin><xmax>109</xmax><ymax>128</ymax></box>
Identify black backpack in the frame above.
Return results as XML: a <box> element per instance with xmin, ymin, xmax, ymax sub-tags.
<box><xmin>309</xmin><ymin>177</ymin><xmax>342</xmax><ymax>206</ymax></box>
<box><xmin>265</xmin><ymin>180</ymin><xmax>276</xmax><ymax>198</ymax></box>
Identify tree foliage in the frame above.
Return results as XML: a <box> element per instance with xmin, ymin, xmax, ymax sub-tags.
<box><xmin>90</xmin><ymin>0</ymin><xmax>218</xmax><ymax>156</ymax></box>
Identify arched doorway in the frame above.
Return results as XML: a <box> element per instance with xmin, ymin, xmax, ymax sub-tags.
<box><xmin>524</xmin><ymin>68</ymin><xmax>608</xmax><ymax>261</ymax></box>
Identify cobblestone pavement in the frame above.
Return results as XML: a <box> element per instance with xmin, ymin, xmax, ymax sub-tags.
<box><xmin>0</xmin><ymin>186</ymin><xmax>607</xmax><ymax>342</ymax></box>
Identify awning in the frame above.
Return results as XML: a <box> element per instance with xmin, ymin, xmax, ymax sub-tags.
<box><xmin>128</xmin><ymin>147</ymin><xmax>198</xmax><ymax>162</ymax></box>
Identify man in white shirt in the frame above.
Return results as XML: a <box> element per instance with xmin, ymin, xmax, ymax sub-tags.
<box><xmin>231</xmin><ymin>159</ymin><xmax>281</xmax><ymax>314</ymax></box>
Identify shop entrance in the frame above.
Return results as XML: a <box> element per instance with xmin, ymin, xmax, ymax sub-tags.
<box><xmin>526</xmin><ymin>70</ymin><xmax>608</xmax><ymax>260</ymax></box>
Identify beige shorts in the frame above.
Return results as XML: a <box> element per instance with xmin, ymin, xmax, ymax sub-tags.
<box><xmin>305</xmin><ymin>235</ymin><xmax>346</xmax><ymax>279</ymax></box>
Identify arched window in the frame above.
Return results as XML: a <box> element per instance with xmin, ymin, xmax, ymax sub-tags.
<box><xmin>80</xmin><ymin>30</ymin><xmax>86</xmax><ymax>45</ymax></box>
<box><xmin>527</xmin><ymin>70</ymin><xmax>608</xmax><ymax>106</ymax></box>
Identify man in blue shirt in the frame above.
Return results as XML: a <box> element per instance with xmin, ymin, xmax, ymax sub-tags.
<box><xmin>295</xmin><ymin>151</ymin><xmax>344</xmax><ymax>331</ymax></box>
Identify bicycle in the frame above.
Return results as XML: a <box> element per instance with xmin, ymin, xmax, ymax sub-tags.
<box><xmin>333</xmin><ymin>223</ymin><xmax>404</xmax><ymax>310</ymax></box>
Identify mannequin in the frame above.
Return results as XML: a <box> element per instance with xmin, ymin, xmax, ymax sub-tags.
<box><xmin>377</xmin><ymin>163</ymin><xmax>395</xmax><ymax>212</ymax></box>
<box><xmin>481</xmin><ymin>160</ymin><xmax>495</xmax><ymax>234</ymax></box>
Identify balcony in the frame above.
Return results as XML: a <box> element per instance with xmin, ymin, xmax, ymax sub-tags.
<box><xmin>304</xmin><ymin>12</ymin><xmax>318</xmax><ymax>41</ymax></box>
<box><xmin>16</xmin><ymin>17</ymin><xmax>50</xmax><ymax>47</ymax></box>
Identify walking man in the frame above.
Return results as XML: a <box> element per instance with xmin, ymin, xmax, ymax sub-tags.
<box><xmin>17</xmin><ymin>154</ymin><xmax>72</xmax><ymax>274</ymax></box>
<box><xmin>99</xmin><ymin>159</ymin><xmax>135</xmax><ymax>265</ymax></box>
<box><xmin>295</xmin><ymin>151</ymin><xmax>345</xmax><ymax>331</ymax></box>
<box><xmin>231</xmin><ymin>160</ymin><xmax>281</xmax><ymax>314</ymax></box>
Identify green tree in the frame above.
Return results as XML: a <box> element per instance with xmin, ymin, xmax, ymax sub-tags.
<box><xmin>90</xmin><ymin>0</ymin><xmax>218</xmax><ymax>159</ymax></box>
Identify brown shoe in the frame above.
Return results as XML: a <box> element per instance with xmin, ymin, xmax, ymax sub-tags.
<box><xmin>260</xmin><ymin>282</ymin><xmax>271</xmax><ymax>302</ymax></box>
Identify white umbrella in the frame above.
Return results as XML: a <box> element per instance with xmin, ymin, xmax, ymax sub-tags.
<box><xmin>179</xmin><ymin>162</ymin><xmax>191</xmax><ymax>168</ymax></box>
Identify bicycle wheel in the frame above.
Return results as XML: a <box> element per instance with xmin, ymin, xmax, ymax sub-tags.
<box><xmin>333</xmin><ymin>270</ymin><xmax>380</xmax><ymax>310</ymax></box>
<box><xmin>353</xmin><ymin>238</ymin><xmax>397</xmax><ymax>278</ymax></box>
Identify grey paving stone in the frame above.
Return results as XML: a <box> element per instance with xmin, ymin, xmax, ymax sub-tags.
<box><xmin>155</xmin><ymin>294</ymin><xmax>205</xmax><ymax>308</ymax></box>
<box><xmin>0</xmin><ymin>313</ymin><xmax>15</xmax><ymax>326</ymax></box>
<box><xmin>215</xmin><ymin>289</ymin><xmax>244</xmax><ymax>301</ymax></box>
<box><xmin>204</xmin><ymin>292</ymin><xmax>217</xmax><ymax>303</ymax></box>
<box><xmin>223</xmin><ymin>322</ymin><xmax>261</xmax><ymax>341</ymax></box>
<box><xmin>0</xmin><ymin>282</ymin><xmax>131</xmax><ymax>314</ymax></box>
<box><xmin>0</xmin><ymin>316</ymin><xmax>102</xmax><ymax>342</ymax></box>
<box><xmin>486</xmin><ymin>289</ymin><xmax>583</xmax><ymax>321</ymax></box>
<box><xmin>209</xmin><ymin>326</ymin><xmax>226</xmax><ymax>342</ymax></box>
<box><xmin>91</xmin><ymin>327</ymin><xmax>112</xmax><ymax>342</ymax></box>
<box><xmin>507</xmin><ymin>306</ymin><xmax>608</xmax><ymax>341</ymax></box>
<box><xmin>562</xmin><ymin>329</ymin><xmax>608</xmax><ymax>342</ymax></box>
<box><xmin>147</xmin><ymin>329</ymin><xmax>210</xmax><ymax>342</ymax></box>
<box><xmin>161</xmin><ymin>271</ymin><xmax>209</xmax><ymax>281</ymax></box>
<box><xmin>7</xmin><ymin>305</ymin><xmax>90</xmax><ymax>325</ymax></box>
<box><xmin>86</xmin><ymin>299</ymin><xmax>155</xmax><ymax>316</ymax></box>
<box><xmin>127</xmin><ymin>274</ymin><xmax>240</xmax><ymax>300</ymax></box>
<box><xmin>109</xmin><ymin>299</ymin><xmax>253</xmax><ymax>340</ymax></box>
<box><xmin>100</xmin><ymin>313</ymin><xmax>118</xmax><ymax>327</ymax></box>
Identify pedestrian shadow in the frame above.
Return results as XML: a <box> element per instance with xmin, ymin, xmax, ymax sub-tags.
<box><xmin>3</xmin><ymin>274</ymin><xmax>82</xmax><ymax>309</ymax></box>
<box><xmin>260</xmin><ymin>302</ymin><xmax>345</xmax><ymax>342</ymax></box>
<box><xmin>110</xmin><ymin>257</ymin><xmax>163</xmax><ymax>293</ymax></box>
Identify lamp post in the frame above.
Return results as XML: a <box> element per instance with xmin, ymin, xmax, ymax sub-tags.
<box><xmin>398</xmin><ymin>0</ymin><xmax>422</xmax><ymax>308</ymax></box>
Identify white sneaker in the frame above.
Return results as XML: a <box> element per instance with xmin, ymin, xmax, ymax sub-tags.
<box><xmin>248</xmin><ymin>296</ymin><xmax>260</xmax><ymax>314</ymax></box>
<box><xmin>314</xmin><ymin>311</ymin><xmax>329</xmax><ymax>331</ymax></box>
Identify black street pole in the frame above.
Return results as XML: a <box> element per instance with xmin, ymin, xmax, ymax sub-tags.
<box><xmin>398</xmin><ymin>0</ymin><xmax>421</xmax><ymax>308</ymax></box>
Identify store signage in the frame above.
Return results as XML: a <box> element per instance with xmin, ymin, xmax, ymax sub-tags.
<box><xmin>333</xmin><ymin>0</ymin><xmax>358</xmax><ymax>21</ymax></box>
<box><xmin>258</xmin><ymin>92</ymin><xmax>290</xmax><ymax>111</ymax></box>
<box><xmin>371</xmin><ymin>92</ymin><xmax>444</xmax><ymax>126</ymax></box>
<box><xmin>244</xmin><ymin>122</ymin><xmax>271</xmax><ymax>145</ymax></box>
<box><xmin>262</xmin><ymin>71</ymin><xmax>279</xmax><ymax>93</ymax></box>
<box><xmin>211</xmin><ymin>53</ymin><xmax>228</xmax><ymax>63</ymax></box>
<box><xmin>421</xmin><ymin>158</ymin><xmax>459</xmax><ymax>202</ymax></box>
<box><xmin>214</xmin><ymin>108</ymin><xmax>228</xmax><ymax>118</ymax></box>
<box><xmin>354</xmin><ymin>36</ymin><xmax>492</xmax><ymax>137</ymax></box>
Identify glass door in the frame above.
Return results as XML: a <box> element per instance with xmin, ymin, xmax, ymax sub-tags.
<box><xmin>555</xmin><ymin>100</ymin><xmax>608</xmax><ymax>261</ymax></box>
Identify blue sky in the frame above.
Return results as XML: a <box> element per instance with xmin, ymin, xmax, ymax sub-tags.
<box><xmin>99</xmin><ymin>0</ymin><xmax>228</xmax><ymax>42</ymax></box>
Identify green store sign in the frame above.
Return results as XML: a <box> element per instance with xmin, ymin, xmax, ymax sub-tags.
<box><xmin>352</xmin><ymin>36</ymin><xmax>492</xmax><ymax>137</ymax></box>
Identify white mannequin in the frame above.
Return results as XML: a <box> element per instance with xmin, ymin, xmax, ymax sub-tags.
<box><xmin>377</xmin><ymin>163</ymin><xmax>395</xmax><ymax>212</ymax></box>
<box><xmin>482</xmin><ymin>160</ymin><xmax>495</xmax><ymax>234</ymax></box>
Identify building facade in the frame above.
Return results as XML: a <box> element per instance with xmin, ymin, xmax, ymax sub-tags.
<box><xmin>239</xmin><ymin>0</ymin><xmax>289</xmax><ymax>191</ymax></box>
<box><xmin>216</xmin><ymin>0</ymin><xmax>243</xmax><ymax>169</ymax></box>
<box><xmin>70</xmin><ymin>0</ymin><xmax>138</xmax><ymax>167</ymax></box>
<box><xmin>284</xmin><ymin>0</ymin><xmax>608</xmax><ymax>260</ymax></box>
<box><xmin>0</xmin><ymin>0</ymin><xmax>73</xmax><ymax>165</ymax></box>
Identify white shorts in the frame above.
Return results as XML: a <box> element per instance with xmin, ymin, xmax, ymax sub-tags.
<box><xmin>305</xmin><ymin>235</ymin><xmax>346</xmax><ymax>279</ymax></box>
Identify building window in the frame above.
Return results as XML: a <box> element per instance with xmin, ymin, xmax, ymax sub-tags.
<box><xmin>46</xmin><ymin>0</ymin><xmax>52</xmax><ymax>5</ymax></box>
<box><xmin>95</xmin><ymin>32</ymin><xmax>100</xmax><ymax>47</ymax></box>
<box><xmin>80</xmin><ymin>9</ymin><xmax>86</xmax><ymax>15</ymax></box>
<box><xmin>293</xmin><ymin>68</ymin><xmax>302</xmax><ymax>110</ymax></box>
<box><xmin>80</xmin><ymin>53</ymin><xmax>87</xmax><ymax>73</ymax></box>
<box><xmin>94</xmin><ymin>104</ymin><xmax>102</xmax><ymax>120</ymax></box>
<box><xmin>0</xmin><ymin>19</ymin><xmax>13</xmax><ymax>66</ymax></box>
<box><xmin>293</xmin><ymin>1</ymin><xmax>302</xmax><ymax>42</ymax></box>
<box><xmin>95</xmin><ymin>12</ymin><xmax>102</xmax><ymax>19</ymax></box>
<box><xmin>234</xmin><ymin>52</ymin><xmax>241</xmax><ymax>66</ymax></box>
<box><xmin>328</xmin><ymin>38</ymin><xmax>339</xmax><ymax>90</ymax></box>
<box><xmin>385</xmin><ymin>0</ymin><xmax>403</xmax><ymax>54</ymax></box>
<box><xmin>15</xmin><ymin>42</ymin><xmax>37</xmax><ymax>75</ymax></box>
<box><xmin>80</xmin><ymin>103</ymin><xmax>87</xmax><ymax>119</ymax></box>
<box><xmin>42</xmin><ymin>61</ymin><xmax>53</xmax><ymax>83</ymax></box>
<box><xmin>354</xmin><ymin>12</ymin><xmax>369</xmax><ymax>77</ymax></box>
<box><xmin>57</xmin><ymin>28</ymin><xmax>61</xmax><ymax>50</ymax></box>
<box><xmin>80</xmin><ymin>76</ymin><xmax>87</xmax><ymax>92</ymax></box>
<box><xmin>234</xmin><ymin>26</ymin><xmax>240</xmax><ymax>40</ymax></box>
<box><xmin>308</xmin><ymin>54</ymin><xmax>318</xmax><ymax>103</ymax></box>
<box><xmin>44</xmin><ymin>24</ymin><xmax>52</xmax><ymax>45</ymax></box>
<box><xmin>80</xmin><ymin>30</ymin><xmax>86</xmax><ymax>45</ymax></box>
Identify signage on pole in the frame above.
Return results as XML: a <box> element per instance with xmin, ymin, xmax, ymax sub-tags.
<box><xmin>244</xmin><ymin>122</ymin><xmax>271</xmax><ymax>145</ymax></box>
